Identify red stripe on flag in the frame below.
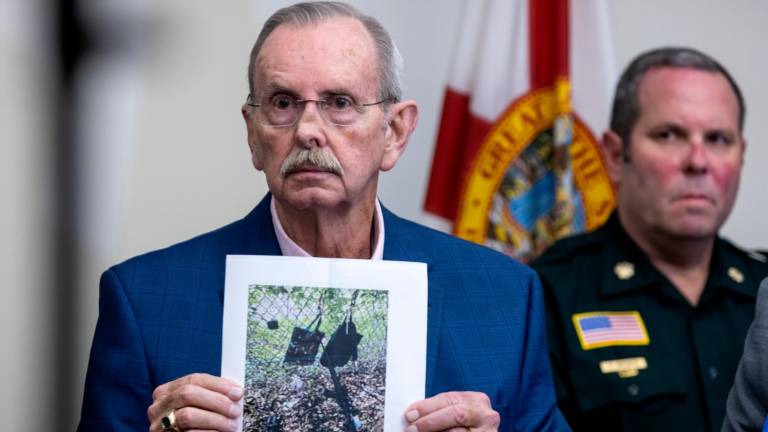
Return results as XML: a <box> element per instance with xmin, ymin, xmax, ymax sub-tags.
<box><xmin>529</xmin><ymin>0</ymin><xmax>569</xmax><ymax>88</ymax></box>
<box><xmin>424</xmin><ymin>88</ymin><xmax>492</xmax><ymax>220</ymax></box>
<box><xmin>555</xmin><ymin>0</ymin><xmax>569</xmax><ymax>78</ymax></box>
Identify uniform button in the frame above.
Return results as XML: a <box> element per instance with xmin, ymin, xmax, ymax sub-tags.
<box><xmin>708</xmin><ymin>366</ymin><xmax>718</xmax><ymax>380</ymax></box>
<box><xmin>627</xmin><ymin>384</ymin><xmax>640</xmax><ymax>396</ymax></box>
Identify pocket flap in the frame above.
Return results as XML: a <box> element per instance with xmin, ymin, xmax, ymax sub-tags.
<box><xmin>570</xmin><ymin>356</ymin><xmax>686</xmax><ymax>412</ymax></box>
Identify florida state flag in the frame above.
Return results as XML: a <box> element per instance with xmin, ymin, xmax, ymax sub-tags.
<box><xmin>425</xmin><ymin>0</ymin><xmax>617</xmax><ymax>262</ymax></box>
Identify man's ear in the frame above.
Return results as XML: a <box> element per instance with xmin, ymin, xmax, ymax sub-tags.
<box><xmin>380</xmin><ymin>100</ymin><xmax>419</xmax><ymax>171</ymax></box>
<box><xmin>740</xmin><ymin>137</ymin><xmax>747</xmax><ymax>166</ymax></box>
<box><xmin>601</xmin><ymin>130</ymin><xmax>625</xmax><ymax>184</ymax></box>
<box><xmin>242</xmin><ymin>104</ymin><xmax>263</xmax><ymax>171</ymax></box>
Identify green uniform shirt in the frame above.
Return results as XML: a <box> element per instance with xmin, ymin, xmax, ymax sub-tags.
<box><xmin>532</xmin><ymin>212</ymin><xmax>768</xmax><ymax>432</ymax></box>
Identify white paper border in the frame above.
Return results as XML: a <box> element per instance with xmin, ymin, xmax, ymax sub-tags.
<box><xmin>222</xmin><ymin>255</ymin><xmax>428</xmax><ymax>432</ymax></box>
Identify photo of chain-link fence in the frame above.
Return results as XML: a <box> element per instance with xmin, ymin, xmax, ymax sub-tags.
<box><xmin>244</xmin><ymin>285</ymin><xmax>388</xmax><ymax>432</ymax></box>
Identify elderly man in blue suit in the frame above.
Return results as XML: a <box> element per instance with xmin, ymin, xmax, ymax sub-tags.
<box><xmin>78</xmin><ymin>2</ymin><xmax>567</xmax><ymax>431</ymax></box>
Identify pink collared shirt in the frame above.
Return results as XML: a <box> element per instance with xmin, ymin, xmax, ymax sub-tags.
<box><xmin>270</xmin><ymin>197</ymin><xmax>385</xmax><ymax>260</ymax></box>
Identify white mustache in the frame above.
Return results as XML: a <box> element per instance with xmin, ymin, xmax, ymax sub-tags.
<box><xmin>280</xmin><ymin>147</ymin><xmax>344</xmax><ymax>178</ymax></box>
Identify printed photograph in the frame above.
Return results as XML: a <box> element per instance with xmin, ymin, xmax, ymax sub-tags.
<box><xmin>244</xmin><ymin>285</ymin><xmax>389</xmax><ymax>431</ymax></box>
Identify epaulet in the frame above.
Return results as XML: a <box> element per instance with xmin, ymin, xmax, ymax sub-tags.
<box><xmin>747</xmin><ymin>249</ymin><xmax>768</xmax><ymax>263</ymax></box>
<box><xmin>532</xmin><ymin>230</ymin><xmax>600</xmax><ymax>266</ymax></box>
<box><xmin>720</xmin><ymin>238</ymin><xmax>768</xmax><ymax>265</ymax></box>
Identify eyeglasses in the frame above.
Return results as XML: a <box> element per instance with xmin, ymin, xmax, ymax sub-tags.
<box><xmin>246</xmin><ymin>93</ymin><xmax>392</xmax><ymax>127</ymax></box>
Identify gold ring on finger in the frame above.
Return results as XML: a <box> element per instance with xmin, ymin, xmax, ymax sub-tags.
<box><xmin>160</xmin><ymin>409</ymin><xmax>180</xmax><ymax>432</ymax></box>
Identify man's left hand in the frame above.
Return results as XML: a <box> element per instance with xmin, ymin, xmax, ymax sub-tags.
<box><xmin>404</xmin><ymin>391</ymin><xmax>500</xmax><ymax>431</ymax></box>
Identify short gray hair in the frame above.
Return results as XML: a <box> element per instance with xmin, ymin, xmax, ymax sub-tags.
<box><xmin>609</xmin><ymin>47</ymin><xmax>745</xmax><ymax>159</ymax></box>
<box><xmin>247</xmin><ymin>1</ymin><xmax>403</xmax><ymax>102</ymax></box>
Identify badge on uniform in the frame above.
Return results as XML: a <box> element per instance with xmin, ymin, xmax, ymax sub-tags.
<box><xmin>599</xmin><ymin>356</ymin><xmax>647</xmax><ymax>378</ymax></box>
<box><xmin>572</xmin><ymin>311</ymin><xmax>650</xmax><ymax>350</ymax></box>
<box><xmin>728</xmin><ymin>266</ymin><xmax>744</xmax><ymax>283</ymax></box>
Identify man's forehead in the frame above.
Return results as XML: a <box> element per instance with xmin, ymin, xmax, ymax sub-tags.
<box><xmin>635</xmin><ymin>67</ymin><xmax>740</xmax><ymax>126</ymax></box>
<box><xmin>254</xmin><ymin>17</ymin><xmax>378</xmax><ymax>95</ymax></box>
<box><xmin>638</xmin><ymin>68</ymin><xmax>738</xmax><ymax>105</ymax></box>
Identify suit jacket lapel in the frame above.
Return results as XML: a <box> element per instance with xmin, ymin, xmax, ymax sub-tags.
<box><xmin>241</xmin><ymin>193</ymin><xmax>282</xmax><ymax>256</ymax></box>
<box><xmin>381</xmin><ymin>206</ymin><xmax>442</xmax><ymax>394</ymax></box>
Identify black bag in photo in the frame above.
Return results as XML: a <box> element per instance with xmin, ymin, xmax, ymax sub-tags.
<box><xmin>283</xmin><ymin>314</ymin><xmax>324</xmax><ymax>365</ymax></box>
<box><xmin>320</xmin><ymin>317</ymin><xmax>363</xmax><ymax>368</ymax></box>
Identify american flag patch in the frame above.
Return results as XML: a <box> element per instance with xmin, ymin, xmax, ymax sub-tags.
<box><xmin>572</xmin><ymin>311</ymin><xmax>650</xmax><ymax>351</ymax></box>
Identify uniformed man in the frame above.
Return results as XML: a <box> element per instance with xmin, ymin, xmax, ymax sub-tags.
<box><xmin>532</xmin><ymin>47</ymin><xmax>768</xmax><ymax>432</ymax></box>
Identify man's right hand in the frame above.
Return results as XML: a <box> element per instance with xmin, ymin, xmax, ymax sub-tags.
<box><xmin>147</xmin><ymin>373</ymin><xmax>243</xmax><ymax>432</ymax></box>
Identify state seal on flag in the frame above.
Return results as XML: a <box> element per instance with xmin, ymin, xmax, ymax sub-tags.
<box><xmin>453</xmin><ymin>83</ymin><xmax>615</xmax><ymax>262</ymax></box>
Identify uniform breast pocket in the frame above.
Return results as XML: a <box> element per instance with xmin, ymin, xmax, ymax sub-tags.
<box><xmin>569</xmin><ymin>353</ymin><xmax>688</xmax><ymax>430</ymax></box>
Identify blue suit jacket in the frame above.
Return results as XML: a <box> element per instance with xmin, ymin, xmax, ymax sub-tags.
<box><xmin>79</xmin><ymin>195</ymin><xmax>568</xmax><ymax>431</ymax></box>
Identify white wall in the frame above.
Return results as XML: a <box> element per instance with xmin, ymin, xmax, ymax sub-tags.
<box><xmin>4</xmin><ymin>1</ymin><xmax>765</xmax><ymax>429</ymax></box>
<box><xmin>0</xmin><ymin>0</ymin><xmax>52</xmax><ymax>430</ymax></box>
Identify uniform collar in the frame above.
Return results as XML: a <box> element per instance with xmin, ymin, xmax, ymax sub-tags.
<box><xmin>598</xmin><ymin>212</ymin><xmax>664</xmax><ymax>298</ymax></box>
<box><xmin>707</xmin><ymin>237</ymin><xmax>757</xmax><ymax>299</ymax></box>
<box><xmin>597</xmin><ymin>211</ymin><xmax>756</xmax><ymax>301</ymax></box>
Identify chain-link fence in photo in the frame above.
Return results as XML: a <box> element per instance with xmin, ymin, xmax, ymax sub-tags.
<box><xmin>244</xmin><ymin>285</ymin><xmax>388</xmax><ymax>432</ymax></box>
